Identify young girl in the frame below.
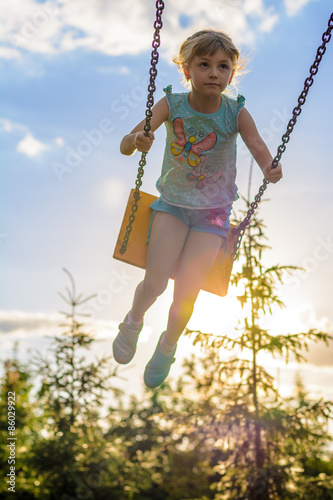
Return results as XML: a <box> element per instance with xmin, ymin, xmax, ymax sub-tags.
<box><xmin>113</xmin><ymin>29</ymin><xmax>282</xmax><ymax>388</ymax></box>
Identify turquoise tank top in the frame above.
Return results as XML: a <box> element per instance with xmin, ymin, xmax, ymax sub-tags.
<box><xmin>156</xmin><ymin>85</ymin><xmax>245</xmax><ymax>208</ymax></box>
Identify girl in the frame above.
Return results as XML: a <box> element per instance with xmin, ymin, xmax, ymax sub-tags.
<box><xmin>113</xmin><ymin>29</ymin><xmax>282</xmax><ymax>388</ymax></box>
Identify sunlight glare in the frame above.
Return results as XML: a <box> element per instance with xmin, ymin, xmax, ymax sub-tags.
<box><xmin>188</xmin><ymin>284</ymin><xmax>245</xmax><ymax>336</ymax></box>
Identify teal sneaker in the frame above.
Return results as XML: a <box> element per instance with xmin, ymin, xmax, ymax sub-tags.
<box><xmin>144</xmin><ymin>333</ymin><xmax>177</xmax><ymax>388</ymax></box>
<box><xmin>112</xmin><ymin>314</ymin><xmax>143</xmax><ymax>364</ymax></box>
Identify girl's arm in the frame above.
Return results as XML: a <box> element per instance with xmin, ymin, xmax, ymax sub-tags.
<box><xmin>120</xmin><ymin>97</ymin><xmax>169</xmax><ymax>156</ymax></box>
<box><xmin>238</xmin><ymin>107</ymin><xmax>283</xmax><ymax>184</ymax></box>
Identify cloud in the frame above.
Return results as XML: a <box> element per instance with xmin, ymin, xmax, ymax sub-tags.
<box><xmin>258</xmin><ymin>10</ymin><xmax>280</xmax><ymax>32</ymax></box>
<box><xmin>0</xmin><ymin>310</ymin><xmax>61</xmax><ymax>336</ymax></box>
<box><xmin>1</xmin><ymin>117</ymin><xmax>63</xmax><ymax>157</ymax></box>
<box><xmin>0</xmin><ymin>309</ymin><xmax>154</xmax><ymax>372</ymax></box>
<box><xmin>267</xmin><ymin>301</ymin><xmax>333</xmax><ymax>367</ymax></box>
<box><xmin>2</xmin><ymin>0</ymin><xmax>65</xmax><ymax>55</ymax></box>
<box><xmin>1</xmin><ymin>0</ymin><xmax>321</xmax><ymax>64</ymax></box>
<box><xmin>0</xmin><ymin>46</ymin><xmax>21</xmax><ymax>59</ymax></box>
<box><xmin>96</xmin><ymin>65</ymin><xmax>131</xmax><ymax>75</ymax></box>
<box><xmin>1</xmin><ymin>0</ymin><xmax>282</xmax><ymax>62</ymax></box>
<box><xmin>0</xmin><ymin>309</ymin><xmax>119</xmax><ymax>340</ymax></box>
<box><xmin>284</xmin><ymin>0</ymin><xmax>317</xmax><ymax>17</ymax></box>
<box><xmin>17</xmin><ymin>133</ymin><xmax>49</xmax><ymax>157</ymax></box>
<box><xmin>0</xmin><ymin>117</ymin><xmax>26</xmax><ymax>133</ymax></box>
<box><xmin>304</xmin><ymin>339</ymin><xmax>333</xmax><ymax>368</ymax></box>
<box><xmin>1</xmin><ymin>0</ymin><xmax>153</xmax><ymax>59</ymax></box>
<box><xmin>0</xmin><ymin>309</ymin><xmax>331</xmax><ymax>403</ymax></box>
<box><xmin>0</xmin><ymin>310</ymin><xmax>121</xmax><ymax>378</ymax></box>
<box><xmin>296</xmin><ymin>303</ymin><xmax>333</xmax><ymax>367</ymax></box>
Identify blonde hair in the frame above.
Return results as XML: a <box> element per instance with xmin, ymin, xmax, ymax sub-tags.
<box><xmin>173</xmin><ymin>29</ymin><xmax>248</xmax><ymax>91</ymax></box>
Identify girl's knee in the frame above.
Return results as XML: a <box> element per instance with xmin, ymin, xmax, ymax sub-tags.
<box><xmin>142</xmin><ymin>278</ymin><xmax>168</xmax><ymax>299</ymax></box>
<box><xmin>172</xmin><ymin>294</ymin><xmax>196</xmax><ymax>315</ymax></box>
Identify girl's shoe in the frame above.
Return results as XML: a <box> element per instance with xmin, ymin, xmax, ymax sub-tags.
<box><xmin>144</xmin><ymin>333</ymin><xmax>177</xmax><ymax>388</ymax></box>
<box><xmin>112</xmin><ymin>314</ymin><xmax>143</xmax><ymax>364</ymax></box>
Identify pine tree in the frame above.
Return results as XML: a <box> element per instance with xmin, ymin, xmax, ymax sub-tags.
<box><xmin>30</xmin><ymin>269</ymin><xmax>122</xmax><ymax>499</ymax></box>
<box><xmin>184</xmin><ymin>193</ymin><xmax>333</xmax><ymax>499</ymax></box>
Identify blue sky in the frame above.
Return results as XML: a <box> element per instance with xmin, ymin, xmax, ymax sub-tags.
<box><xmin>1</xmin><ymin>0</ymin><xmax>333</xmax><ymax>399</ymax></box>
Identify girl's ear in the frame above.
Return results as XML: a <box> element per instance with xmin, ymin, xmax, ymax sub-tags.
<box><xmin>182</xmin><ymin>64</ymin><xmax>191</xmax><ymax>81</ymax></box>
<box><xmin>229</xmin><ymin>70</ymin><xmax>235</xmax><ymax>84</ymax></box>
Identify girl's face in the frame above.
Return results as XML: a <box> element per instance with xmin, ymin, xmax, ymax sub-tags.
<box><xmin>183</xmin><ymin>48</ymin><xmax>234</xmax><ymax>97</ymax></box>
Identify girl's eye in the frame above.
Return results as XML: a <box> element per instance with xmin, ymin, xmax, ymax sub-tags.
<box><xmin>201</xmin><ymin>62</ymin><xmax>208</xmax><ymax>67</ymax></box>
<box><xmin>220</xmin><ymin>64</ymin><xmax>228</xmax><ymax>69</ymax></box>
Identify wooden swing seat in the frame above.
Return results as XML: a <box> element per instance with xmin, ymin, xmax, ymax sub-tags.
<box><xmin>113</xmin><ymin>190</ymin><xmax>238</xmax><ymax>297</ymax></box>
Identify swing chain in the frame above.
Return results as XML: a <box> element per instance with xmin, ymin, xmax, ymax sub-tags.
<box><xmin>120</xmin><ymin>0</ymin><xmax>165</xmax><ymax>254</ymax></box>
<box><xmin>232</xmin><ymin>12</ymin><xmax>333</xmax><ymax>260</ymax></box>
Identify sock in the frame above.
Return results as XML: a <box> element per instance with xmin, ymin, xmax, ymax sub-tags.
<box><xmin>127</xmin><ymin>310</ymin><xmax>143</xmax><ymax>327</ymax></box>
<box><xmin>159</xmin><ymin>332</ymin><xmax>177</xmax><ymax>355</ymax></box>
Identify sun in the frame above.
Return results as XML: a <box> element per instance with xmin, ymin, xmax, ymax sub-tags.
<box><xmin>188</xmin><ymin>284</ymin><xmax>245</xmax><ymax>336</ymax></box>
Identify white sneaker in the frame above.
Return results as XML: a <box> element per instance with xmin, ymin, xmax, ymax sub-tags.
<box><xmin>112</xmin><ymin>314</ymin><xmax>143</xmax><ymax>364</ymax></box>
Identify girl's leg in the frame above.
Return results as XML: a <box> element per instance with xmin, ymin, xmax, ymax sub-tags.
<box><xmin>164</xmin><ymin>230</ymin><xmax>223</xmax><ymax>344</ymax></box>
<box><xmin>113</xmin><ymin>211</ymin><xmax>188</xmax><ymax>365</ymax></box>
<box><xmin>130</xmin><ymin>211</ymin><xmax>189</xmax><ymax>322</ymax></box>
<box><xmin>143</xmin><ymin>230</ymin><xmax>223</xmax><ymax>387</ymax></box>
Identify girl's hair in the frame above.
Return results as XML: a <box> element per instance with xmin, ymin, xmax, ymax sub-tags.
<box><xmin>173</xmin><ymin>29</ymin><xmax>248</xmax><ymax>90</ymax></box>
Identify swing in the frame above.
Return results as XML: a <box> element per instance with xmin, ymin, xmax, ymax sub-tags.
<box><xmin>113</xmin><ymin>188</ymin><xmax>238</xmax><ymax>296</ymax></box>
<box><xmin>113</xmin><ymin>2</ymin><xmax>333</xmax><ymax>296</ymax></box>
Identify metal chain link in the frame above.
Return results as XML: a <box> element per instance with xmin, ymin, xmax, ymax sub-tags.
<box><xmin>120</xmin><ymin>1</ymin><xmax>165</xmax><ymax>254</ymax></box>
<box><xmin>232</xmin><ymin>12</ymin><xmax>333</xmax><ymax>260</ymax></box>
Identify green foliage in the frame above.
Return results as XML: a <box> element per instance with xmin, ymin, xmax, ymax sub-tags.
<box><xmin>0</xmin><ymin>352</ymin><xmax>41</xmax><ymax>498</ymax></box>
<box><xmin>28</xmin><ymin>268</ymin><xmax>143</xmax><ymax>500</ymax></box>
<box><xmin>184</xmin><ymin>202</ymin><xmax>333</xmax><ymax>499</ymax></box>
<box><xmin>33</xmin><ymin>269</ymin><xmax>118</xmax><ymax>429</ymax></box>
<box><xmin>1</xmin><ymin>203</ymin><xmax>332</xmax><ymax>500</ymax></box>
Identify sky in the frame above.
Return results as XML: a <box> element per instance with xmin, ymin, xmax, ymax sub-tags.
<box><xmin>1</xmin><ymin>0</ymin><xmax>333</xmax><ymax>402</ymax></box>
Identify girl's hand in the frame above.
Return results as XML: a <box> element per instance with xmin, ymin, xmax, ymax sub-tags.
<box><xmin>134</xmin><ymin>131</ymin><xmax>155</xmax><ymax>153</ymax></box>
<box><xmin>262</xmin><ymin>161</ymin><xmax>283</xmax><ymax>184</ymax></box>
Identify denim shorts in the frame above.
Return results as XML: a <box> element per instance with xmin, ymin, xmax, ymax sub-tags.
<box><xmin>148</xmin><ymin>197</ymin><xmax>232</xmax><ymax>240</ymax></box>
